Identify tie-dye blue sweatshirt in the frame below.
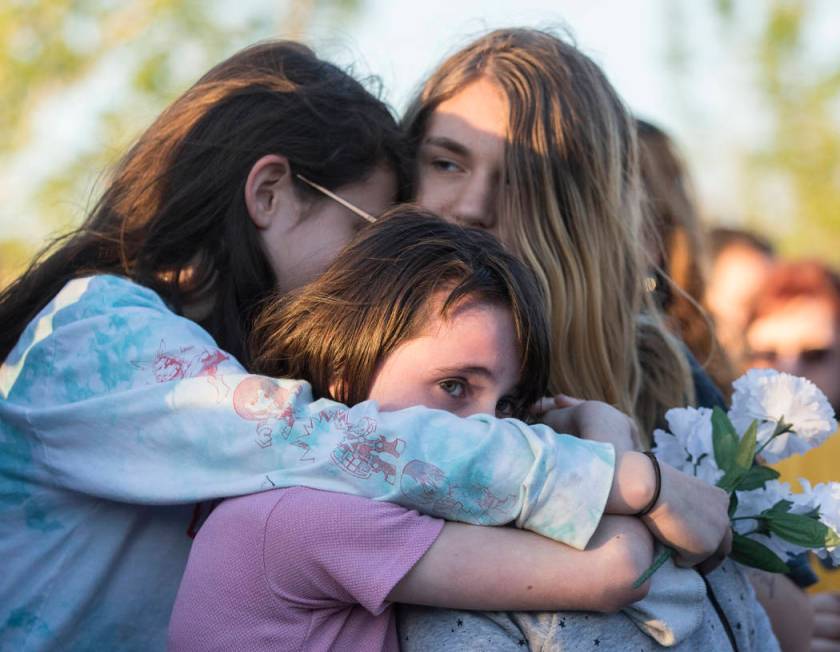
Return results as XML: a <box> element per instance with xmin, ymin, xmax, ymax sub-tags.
<box><xmin>0</xmin><ymin>275</ymin><xmax>614</xmax><ymax>651</ymax></box>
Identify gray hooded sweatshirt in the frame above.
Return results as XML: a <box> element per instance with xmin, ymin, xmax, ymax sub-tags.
<box><xmin>398</xmin><ymin>557</ymin><xmax>780</xmax><ymax>651</ymax></box>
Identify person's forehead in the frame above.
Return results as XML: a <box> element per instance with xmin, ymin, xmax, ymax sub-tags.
<box><xmin>429</xmin><ymin>78</ymin><xmax>509</xmax><ymax>140</ymax></box>
<box><xmin>748</xmin><ymin>297</ymin><xmax>838</xmax><ymax>350</ymax></box>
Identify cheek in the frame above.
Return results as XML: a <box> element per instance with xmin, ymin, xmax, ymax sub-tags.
<box><xmin>415</xmin><ymin>174</ymin><xmax>452</xmax><ymax>218</ymax></box>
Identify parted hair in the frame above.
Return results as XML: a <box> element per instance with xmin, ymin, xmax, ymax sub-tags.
<box><xmin>403</xmin><ymin>28</ymin><xmax>692</xmax><ymax>435</ymax></box>
<box><xmin>0</xmin><ymin>40</ymin><xmax>406</xmax><ymax>366</ymax></box>
<box><xmin>250</xmin><ymin>207</ymin><xmax>550</xmax><ymax>417</ymax></box>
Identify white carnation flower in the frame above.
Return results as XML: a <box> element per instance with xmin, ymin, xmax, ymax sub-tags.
<box><xmin>728</xmin><ymin>369</ymin><xmax>838</xmax><ymax>463</ymax></box>
<box><xmin>653</xmin><ymin>407</ymin><xmax>722</xmax><ymax>484</ymax></box>
<box><xmin>665</xmin><ymin>406</ymin><xmax>716</xmax><ymax>463</ymax></box>
<box><xmin>695</xmin><ymin>456</ymin><xmax>725</xmax><ymax>486</ymax></box>
<box><xmin>734</xmin><ymin>480</ymin><xmax>809</xmax><ymax>560</ymax></box>
<box><xmin>735</xmin><ymin>480</ymin><xmax>794</xmax><ymax>520</ymax></box>
<box><xmin>798</xmin><ymin>480</ymin><xmax>840</xmax><ymax>564</ymax></box>
<box><xmin>652</xmin><ymin>429</ymin><xmax>691</xmax><ymax>474</ymax></box>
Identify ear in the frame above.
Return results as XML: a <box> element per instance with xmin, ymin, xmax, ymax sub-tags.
<box><xmin>244</xmin><ymin>154</ymin><xmax>298</xmax><ymax>230</ymax></box>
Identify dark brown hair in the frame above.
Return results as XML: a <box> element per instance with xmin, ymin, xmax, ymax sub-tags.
<box><xmin>250</xmin><ymin>207</ymin><xmax>550</xmax><ymax>418</ymax></box>
<box><xmin>0</xmin><ymin>41</ymin><xmax>406</xmax><ymax>365</ymax></box>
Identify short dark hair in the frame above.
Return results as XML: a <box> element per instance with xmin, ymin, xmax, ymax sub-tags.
<box><xmin>250</xmin><ymin>207</ymin><xmax>550</xmax><ymax>418</ymax></box>
<box><xmin>707</xmin><ymin>227</ymin><xmax>775</xmax><ymax>261</ymax></box>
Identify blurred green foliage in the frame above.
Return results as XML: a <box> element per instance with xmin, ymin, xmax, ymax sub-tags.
<box><xmin>1</xmin><ymin>0</ymin><xmax>838</xmax><ymax>289</ymax></box>
<box><xmin>745</xmin><ymin>1</ymin><xmax>840</xmax><ymax>264</ymax></box>
<box><xmin>705</xmin><ymin>0</ymin><xmax>840</xmax><ymax>264</ymax></box>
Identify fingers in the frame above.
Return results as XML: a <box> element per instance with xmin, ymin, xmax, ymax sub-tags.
<box><xmin>813</xmin><ymin>592</ymin><xmax>840</xmax><ymax>646</ymax></box>
<box><xmin>696</xmin><ymin>527</ymin><xmax>732</xmax><ymax>575</ymax></box>
<box><xmin>531</xmin><ymin>397</ymin><xmax>558</xmax><ymax>416</ymax></box>
<box><xmin>552</xmin><ymin>393</ymin><xmax>584</xmax><ymax>408</ymax></box>
<box><xmin>813</xmin><ymin>592</ymin><xmax>840</xmax><ymax>611</ymax></box>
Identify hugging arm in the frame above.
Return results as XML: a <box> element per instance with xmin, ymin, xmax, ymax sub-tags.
<box><xmin>5</xmin><ymin>275</ymin><xmax>614</xmax><ymax>547</ymax></box>
<box><xmin>389</xmin><ymin>515</ymin><xmax>654</xmax><ymax>613</ymax></box>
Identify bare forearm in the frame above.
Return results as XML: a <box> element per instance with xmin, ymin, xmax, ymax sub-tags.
<box><xmin>389</xmin><ymin>515</ymin><xmax>653</xmax><ymax>612</ymax></box>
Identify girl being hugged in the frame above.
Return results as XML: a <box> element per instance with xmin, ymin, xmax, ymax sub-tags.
<box><xmin>169</xmin><ymin>209</ymin><xmax>691</xmax><ymax>650</ymax></box>
<box><xmin>0</xmin><ymin>41</ymin><xmax>726</xmax><ymax>651</ymax></box>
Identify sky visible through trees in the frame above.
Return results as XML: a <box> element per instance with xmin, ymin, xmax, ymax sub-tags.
<box><xmin>1</xmin><ymin>0</ymin><xmax>838</xmax><ymax>287</ymax></box>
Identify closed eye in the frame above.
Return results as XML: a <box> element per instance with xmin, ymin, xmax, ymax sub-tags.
<box><xmin>430</xmin><ymin>158</ymin><xmax>464</xmax><ymax>174</ymax></box>
<box><xmin>801</xmin><ymin>348</ymin><xmax>832</xmax><ymax>364</ymax></box>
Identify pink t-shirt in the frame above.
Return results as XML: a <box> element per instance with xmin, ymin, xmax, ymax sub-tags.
<box><xmin>168</xmin><ymin>487</ymin><xmax>443</xmax><ymax>651</ymax></box>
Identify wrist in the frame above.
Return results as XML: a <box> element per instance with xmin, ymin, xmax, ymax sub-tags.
<box><xmin>606</xmin><ymin>451</ymin><xmax>657</xmax><ymax>515</ymax></box>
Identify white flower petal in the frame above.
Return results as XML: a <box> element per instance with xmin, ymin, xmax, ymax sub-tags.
<box><xmin>728</xmin><ymin>369</ymin><xmax>837</xmax><ymax>463</ymax></box>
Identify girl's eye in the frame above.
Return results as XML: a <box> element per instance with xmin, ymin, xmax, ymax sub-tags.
<box><xmin>496</xmin><ymin>396</ymin><xmax>516</xmax><ymax>418</ymax></box>
<box><xmin>439</xmin><ymin>379</ymin><xmax>466</xmax><ymax>398</ymax></box>
<box><xmin>430</xmin><ymin>159</ymin><xmax>463</xmax><ymax>174</ymax></box>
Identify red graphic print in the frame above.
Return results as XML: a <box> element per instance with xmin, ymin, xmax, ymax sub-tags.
<box><xmin>330</xmin><ymin>411</ymin><xmax>406</xmax><ymax>485</ymax></box>
<box><xmin>135</xmin><ymin>340</ymin><xmax>231</xmax><ymax>400</ymax></box>
<box><xmin>232</xmin><ymin>377</ymin><xmax>299</xmax><ymax>448</ymax></box>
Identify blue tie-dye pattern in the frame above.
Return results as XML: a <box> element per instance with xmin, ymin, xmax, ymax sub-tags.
<box><xmin>0</xmin><ymin>274</ymin><xmax>615</xmax><ymax>650</ymax></box>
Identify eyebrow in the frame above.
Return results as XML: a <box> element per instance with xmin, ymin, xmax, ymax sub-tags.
<box><xmin>432</xmin><ymin>365</ymin><xmax>496</xmax><ymax>381</ymax></box>
<box><xmin>422</xmin><ymin>136</ymin><xmax>470</xmax><ymax>158</ymax></box>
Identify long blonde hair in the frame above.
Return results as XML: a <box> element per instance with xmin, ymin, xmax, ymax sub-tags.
<box><xmin>404</xmin><ymin>28</ymin><xmax>692</xmax><ymax>435</ymax></box>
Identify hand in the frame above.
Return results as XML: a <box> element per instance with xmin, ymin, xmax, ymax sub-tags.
<box><xmin>812</xmin><ymin>591</ymin><xmax>840</xmax><ymax>652</ymax></box>
<box><xmin>643</xmin><ymin>461</ymin><xmax>732</xmax><ymax>571</ymax></box>
<box><xmin>533</xmin><ymin>395</ymin><xmax>640</xmax><ymax>454</ymax></box>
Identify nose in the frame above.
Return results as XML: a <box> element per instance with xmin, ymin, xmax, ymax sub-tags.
<box><xmin>450</xmin><ymin>174</ymin><xmax>497</xmax><ymax>232</ymax></box>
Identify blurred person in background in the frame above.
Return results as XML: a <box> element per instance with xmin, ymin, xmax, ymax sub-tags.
<box><xmin>746</xmin><ymin>260</ymin><xmax>840</xmax><ymax>648</ymax></box>
<box><xmin>636</xmin><ymin>118</ymin><xmax>736</xmax><ymax>401</ymax></box>
<box><xmin>706</xmin><ymin>227</ymin><xmax>776</xmax><ymax>370</ymax></box>
<box><xmin>747</xmin><ymin>261</ymin><xmax>840</xmax><ymax>413</ymax></box>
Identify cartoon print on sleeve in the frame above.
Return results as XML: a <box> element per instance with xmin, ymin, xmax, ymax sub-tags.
<box><xmin>134</xmin><ymin>340</ymin><xmax>231</xmax><ymax>400</ymax></box>
<box><xmin>330</xmin><ymin>410</ymin><xmax>406</xmax><ymax>485</ymax></box>
<box><xmin>232</xmin><ymin>377</ymin><xmax>300</xmax><ymax>448</ymax></box>
<box><xmin>401</xmin><ymin>460</ymin><xmax>516</xmax><ymax>521</ymax></box>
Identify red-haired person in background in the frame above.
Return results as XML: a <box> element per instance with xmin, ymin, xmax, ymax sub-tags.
<box><xmin>746</xmin><ymin>260</ymin><xmax>840</xmax><ymax>649</ymax></box>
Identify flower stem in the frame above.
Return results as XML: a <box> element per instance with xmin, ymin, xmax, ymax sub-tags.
<box><xmin>633</xmin><ymin>547</ymin><xmax>674</xmax><ymax>589</ymax></box>
<box><xmin>754</xmin><ymin>417</ymin><xmax>793</xmax><ymax>458</ymax></box>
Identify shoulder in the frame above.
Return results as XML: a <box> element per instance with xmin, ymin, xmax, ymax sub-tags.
<box><xmin>49</xmin><ymin>274</ymin><xmax>184</xmax><ymax>328</ymax></box>
<box><xmin>263</xmin><ymin>487</ymin><xmax>442</xmax><ymax>546</ymax></box>
<box><xmin>2</xmin><ymin>273</ymin><xmax>241</xmax><ymax>402</ymax></box>
<box><xmin>261</xmin><ymin>488</ymin><xmax>443</xmax><ymax>605</ymax></box>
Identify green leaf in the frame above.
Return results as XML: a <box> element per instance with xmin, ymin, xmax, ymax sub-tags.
<box><xmin>766</xmin><ymin>512</ymin><xmax>831</xmax><ymax>548</ymax></box>
<box><xmin>712</xmin><ymin>407</ymin><xmax>740</xmax><ymax>476</ymax></box>
<box><xmin>731</xmin><ymin>533</ymin><xmax>790</xmax><ymax>573</ymax></box>
<box><xmin>735</xmin><ymin>421</ymin><xmax>758</xmax><ymax>470</ymax></box>
<box><xmin>728</xmin><ymin>492</ymin><xmax>739</xmax><ymax>518</ymax></box>
<box><xmin>736</xmin><ymin>465</ymin><xmax>780</xmax><ymax>491</ymax></box>
<box><xmin>717</xmin><ymin>418</ymin><xmax>762</xmax><ymax>492</ymax></box>
<box><xmin>762</xmin><ymin>500</ymin><xmax>793</xmax><ymax>516</ymax></box>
